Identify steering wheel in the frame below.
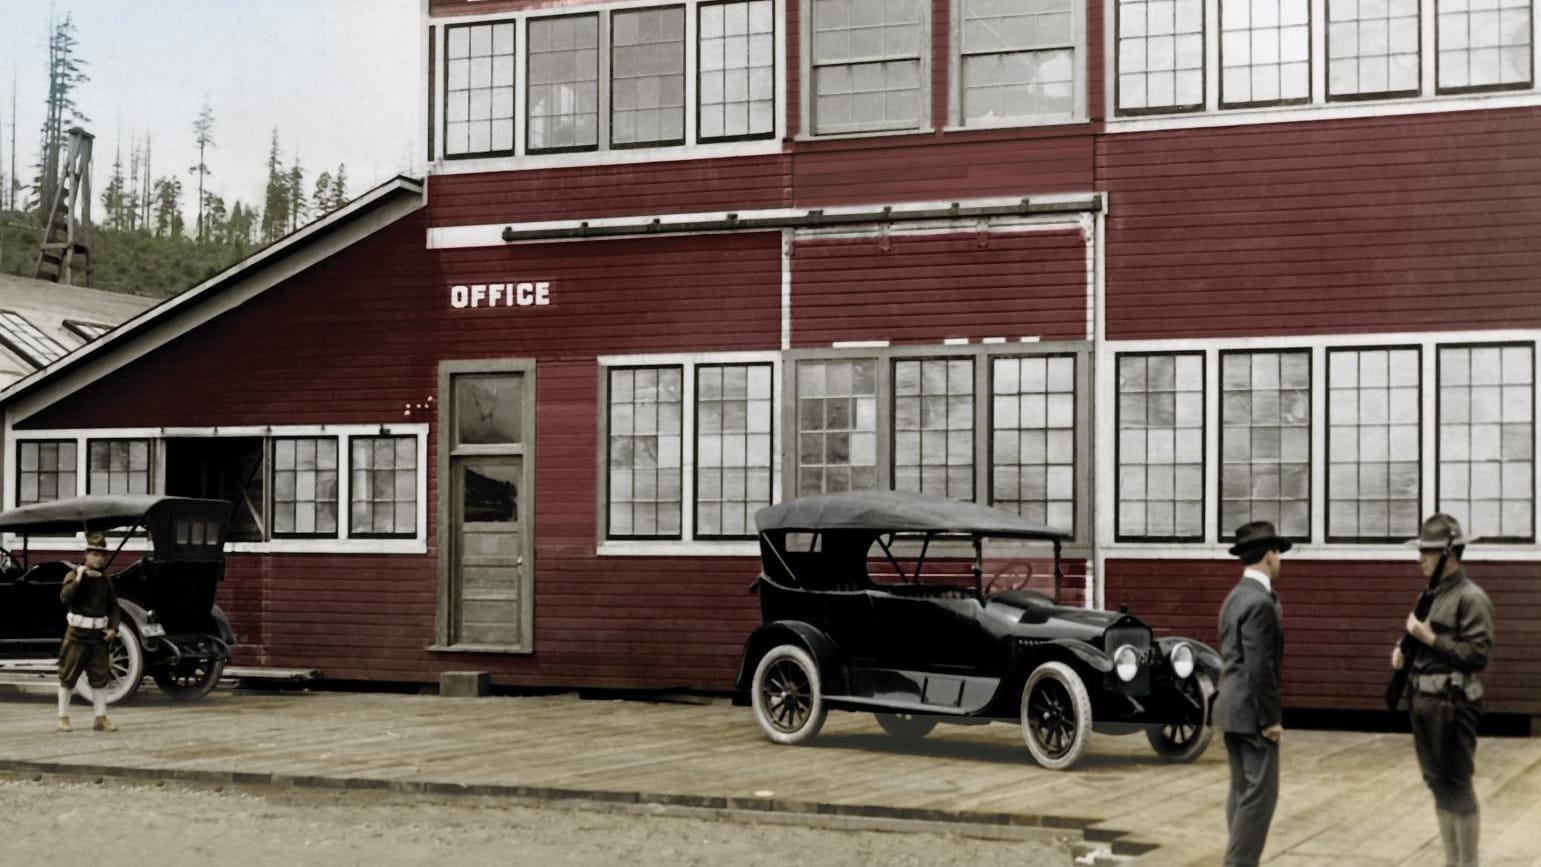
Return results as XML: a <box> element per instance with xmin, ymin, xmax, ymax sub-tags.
<box><xmin>982</xmin><ymin>558</ymin><xmax>1035</xmax><ymax>596</ymax></box>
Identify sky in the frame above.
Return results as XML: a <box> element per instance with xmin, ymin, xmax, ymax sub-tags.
<box><xmin>0</xmin><ymin>0</ymin><xmax>422</xmax><ymax>222</ymax></box>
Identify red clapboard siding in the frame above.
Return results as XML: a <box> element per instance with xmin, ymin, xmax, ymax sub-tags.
<box><xmin>426</xmin><ymin>155</ymin><xmax>791</xmax><ymax>226</ymax></box>
<box><xmin>21</xmin><ymin>230</ymin><xmax>783</xmax><ymax>430</ymax></box>
<box><xmin>1104</xmin><ymin>558</ymin><xmax>1541</xmax><ymax>715</ymax></box>
<box><xmin>792</xmin><ymin>129</ymin><xmax>1096</xmax><ymax>207</ymax></box>
<box><xmin>1099</xmin><ymin>106</ymin><xmax>1541</xmax><ymax>339</ymax></box>
<box><xmin>790</xmin><ymin>229</ymin><xmax>1088</xmax><ymax>347</ymax></box>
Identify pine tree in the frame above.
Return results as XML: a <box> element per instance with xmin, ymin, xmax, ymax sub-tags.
<box><xmin>260</xmin><ymin>130</ymin><xmax>288</xmax><ymax>243</ymax></box>
<box><xmin>330</xmin><ymin>163</ymin><xmax>349</xmax><ymax>210</ymax></box>
<box><xmin>227</xmin><ymin>201</ymin><xmax>255</xmax><ymax>251</ymax></box>
<box><xmin>100</xmin><ymin>145</ymin><xmax>127</xmax><ymax>231</ymax></box>
<box><xmin>151</xmin><ymin>175</ymin><xmax>183</xmax><ymax>238</ymax></box>
<box><xmin>286</xmin><ymin>157</ymin><xmax>306</xmax><ymax>233</ymax></box>
<box><xmin>311</xmin><ymin>170</ymin><xmax>333</xmax><ymax>218</ymax></box>
<box><xmin>202</xmin><ymin>192</ymin><xmax>227</xmax><ymax>244</ymax></box>
<box><xmin>189</xmin><ymin>102</ymin><xmax>215</xmax><ymax>242</ymax></box>
<box><xmin>34</xmin><ymin>13</ymin><xmax>90</xmax><ymax>219</ymax></box>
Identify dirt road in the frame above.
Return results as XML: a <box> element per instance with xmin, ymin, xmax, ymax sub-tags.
<box><xmin>0</xmin><ymin>774</ymin><xmax>1071</xmax><ymax>867</ymax></box>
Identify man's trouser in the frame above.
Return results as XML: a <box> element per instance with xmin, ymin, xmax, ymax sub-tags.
<box><xmin>1224</xmin><ymin>731</ymin><xmax>1279</xmax><ymax>867</ymax></box>
<box><xmin>1411</xmin><ymin>691</ymin><xmax>1481</xmax><ymax>815</ymax></box>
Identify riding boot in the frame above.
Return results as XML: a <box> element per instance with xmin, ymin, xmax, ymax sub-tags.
<box><xmin>1436</xmin><ymin>808</ymin><xmax>1460</xmax><ymax>867</ymax></box>
<box><xmin>1452</xmin><ymin>809</ymin><xmax>1479</xmax><ymax>867</ymax></box>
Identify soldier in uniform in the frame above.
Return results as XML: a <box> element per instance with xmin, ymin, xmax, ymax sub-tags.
<box><xmin>1394</xmin><ymin>513</ymin><xmax>1492</xmax><ymax>867</ymax></box>
<box><xmin>56</xmin><ymin>532</ymin><xmax>121</xmax><ymax>733</ymax></box>
<box><xmin>1215</xmin><ymin>521</ymin><xmax>1289</xmax><ymax>867</ymax></box>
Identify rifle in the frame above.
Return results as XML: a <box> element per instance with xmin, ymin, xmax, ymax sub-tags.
<box><xmin>1384</xmin><ymin>544</ymin><xmax>1451</xmax><ymax>711</ymax></box>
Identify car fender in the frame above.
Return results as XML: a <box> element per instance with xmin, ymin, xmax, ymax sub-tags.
<box><xmin>1047</xmin><ymin>638</ymin><xmax>1114</xmax><ymax>673</ymax></box>
<box><xmin>209</xmin><ymin>604</ymin><xmax>236</xmax><ymax>645</ymax></box>
<box><xmin>736</xmin><ymin>621</ymin><xmax>847</xmax><ymax>695</ymax></box>
<box><xmin>1158</xmin><ymin>635</ymin><xmax>1222</xmax><ymax>681</ymax></box>
<box><xmin>116</xmin><ymin>598</ymin><xmax>153</xmax><ymax>636</ymax></box>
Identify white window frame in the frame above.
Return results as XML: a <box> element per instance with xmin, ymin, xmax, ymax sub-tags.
<box><xmin>597</xmin><ymin>351</ymin><xmax>783</xmax><ymax>556</ymax></box>
<box><xmin>428</xmin><ymin>0</ymin><xmax>788</xmax><ymax>173</ymax></box>
<box><xmin>3</xmin><ymin>425</ymin><xmax>429</xmax><ymax>555</ymax></box>
<box><xmin>799</xmin><ymin>0</ymin><xmax>934</xmax><ymax>138</ymax></box>
<box><xmin>1098</xmin><ymin>328</ymin><xmax>1541</xmax><ymax>560</ymax></box>
<box><xmin>948</xmin><ymin>0</ymin><xmax>1089</xmax><ymax>127</ymax></box>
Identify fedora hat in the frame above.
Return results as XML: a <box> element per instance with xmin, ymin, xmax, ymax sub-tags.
<box><xmin>1405</xmin><ymin>513</ymin><xmax>1477</xmax><ymax>550</ymax></box>
<box><xmin>84</xmin><ymin>531</ymin><xmax>109</xmax><ymax>552</ymax></box>
<box><xmin>1228</xmin><ymin>520</ymin><xmax>1293</xmax><ymax>557</ymax></box>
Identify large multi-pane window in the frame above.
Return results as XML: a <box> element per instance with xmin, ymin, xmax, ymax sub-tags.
<box><xmin>1221</xmin><ymin>0</ymin><xmax>1312</xmax><ymax>106</ymax></box>
<box><xmin>992</xmin><ymin>355</ymin><xmax>1076</xmax><ymax>530</ymax></box>
<box><xmin>1327</xmin><ymin>0</ymin><xmax>1421</xmax><ymax>98</ymax></box>
<box><xmin>1116</xmin><ymin>0</ymin><xmax>1206</xmax><ymax>112</ymax></box>
<box><xmin>444</xmin><ymin>21</ymin><xmax>517</xmax><ymax>156</ymax></box>
<box><xmin>272</xmin><ymin>437</ymin><xmax>339</xmax><ymax>537</ymax></box>
<box><xmin>810</xmin><ymin>0</ymin><xmax>927</xmax><ymax>134</ymax></box>
<box><xmin>612</xmin><ymin>6</ymin><xmax>687</xmax><ymax>147</ymax></box>
<box><xmin>1220</xmin><ymin>350</ymin><xmax>1311</xmax><ymax>540</ymax></box>
<box><xmin>1437</xmin><ymin>0</ymin><xmax>1534</xmax><ymax>91</ymax></box>
<box><xmin>1327</xmin><ymin>347</ymin><xmax>1421</xmax><ymax>541</ymax></box>
<box><xmin>1117</xmin><ymin>353</ymin><xmax>1205</xmax><ymax>540</ymax></box>
<box><xmin>796</xmin><ymin>358</ymin><xmax>879</xmax><ymax>494</ymax></box>
<box><xmin>607</xmin><ymin>366</ymin><xmax>685</xmax><ymax>538</ymax></box>
<box><xmin>696</xmin><ymin>363</ymin><xmax>774</xmax><ymax>538</ymax></box>
<box><xmin>528</xmin><ymin>14</ymin><xmax>601</xmax><ymax>152</ymax></box>
<box><xmin>959</xmin><ymin>0</ymin><xmax>1077</xmax><ymax>125</ymax></box>
<box><xmin>893</xmin><ymin>358</ymin><xmax>974</xmax><ymax>499</ymax></box>
<box><xmin>16</xmin><ymin>440</ymin><xmax>76</xmax><ymax>506</ymax></box>
<box><xmin>700</xmin><ymin>0</ymin><xmax>776</xmax><ymax>140</ymax></box>
<box><xmin>87</xmin><ymin>439</ymin><xmax>151</xmax><ymax>495</ymax></box>
<box><xmin>1438</xmin><ymin>344</ymin><xmax>1534</xmax><ymax>541</ymax></box>
<box><xmin>352</xmin><ymin>436</ymin><xmax>418</xmax><ymax>538</ymax></box>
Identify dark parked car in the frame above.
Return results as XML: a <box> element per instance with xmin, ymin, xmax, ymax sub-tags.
<box><xmin>736</xmin><ymin>491</ymin><xmax>1221</xmax><ymax>770</ymax></box>
<box><xmin>0</xmin><ymin>495</ymin><xmax>235</xmax><ymax>704</ymax></box>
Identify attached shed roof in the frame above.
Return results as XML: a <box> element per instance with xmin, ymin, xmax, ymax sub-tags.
<box><xmin>0</xmin><ymin>273</ymin><xmax>155</xmax><ymax>387</ymax></box>
<box><xmin>0</xmin><ymin>176</ymin><xmax>425</xmax><ymax>423</ymax></box>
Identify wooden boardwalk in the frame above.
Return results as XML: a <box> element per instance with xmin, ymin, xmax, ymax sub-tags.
<box><xmin>0</xmin><ymin>688</ymin><xmax>1537</xmax><ymax>865</ymax></box>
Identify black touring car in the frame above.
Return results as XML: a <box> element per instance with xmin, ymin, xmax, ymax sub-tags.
<box><xmin>737</xmin><ymin>491</ymin><xmax>1220</xmax><ymax>769</ymax></box>
<box><xmin>0</xmin><ymin>495</ymin><xmax>235</xmax><ymax>704</ymax></box>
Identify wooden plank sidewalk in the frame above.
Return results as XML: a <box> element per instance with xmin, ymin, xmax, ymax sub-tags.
<box><xmin>0</xmin><ymin>688</ymin><xmax>1537</xmax><ymax>865</ymax></box>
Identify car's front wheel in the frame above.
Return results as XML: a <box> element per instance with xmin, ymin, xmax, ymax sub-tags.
<box><xmin>153</xmin><ymin>658</ymin><xmax>226</xmax><ymax>701</ymax></box>
<box><xmin>1147</xmin><ymin>674</ymin><xmax>1215</xmax><ymax>762</ymax></box>
<box><xmin>751</xmin><ymin>644</ymin><xmax>827</xmax><ymax>745</ymax></box>
<box><xmin>1020</xmin><ymin>661</ymin><xmax>1093</xmax><ymax>770</ymax></box>
<box><xmin>74</xmin><ymin>623</ymin><xmax>144</xmax><ymax>705</ymax></box>
<box><xmin>874</xmin><ymin>712</ymin><xmax>937</xmax><ymax>740</ymax></box>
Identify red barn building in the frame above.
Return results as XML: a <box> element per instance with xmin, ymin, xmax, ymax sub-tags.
<box><xmin>2</xmin><ymin>0</ymin><xmax>1538</xmax><ymax>723</ymax></box>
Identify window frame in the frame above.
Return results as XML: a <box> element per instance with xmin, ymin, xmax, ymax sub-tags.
<box><xmin>1113</xmin><ymin>0</ymin><xmax>1209</xmax><ymax>116</ymax></box>
<box><xmin>1218</xmin><ymin>0</ymin><xmax>1315</xmax><ymax>108</ymax></box>
<box><xmin>349</xmin><ymin>435</ymin><xmax>422</xmax><ymax>540</ymax></box>
<box><xmin>441</xmin><ymin>19</ymin><xmax>519</xmax><ymax>160</ymax></box>
<box><xmin>86</xmin><ymin>437</ymin><xmax>154</xmax><ymax>497</ymax></box>
<box><xmin>269</xmin><ymin>436</ymin><xmax>342</xmax><ymax>540</ymax></box>
<box><xmin>0</xmin><ymin>310</ymin><xmax>69</xmax><ymax>369</ymax></box>
<box><xmin>1114</xmin><ymin>350</ymin><xmax>1207</xmax><ymax>543</ymax></box>
<box><xmin>1435</xmin><ymin>340</ymin><xmax>1536</xmax><ymax>543</ymax></box>
<box><xmin>692</xmin><ymin>360</ymin><xmax>777</xmax><ymax>540</ymax></box>
<box><xmin>604</xmin><ymin>363</ymin><xmax>687</xmax><ymax>541</ymax></box>
<box><xmin>1324</xmin><ymin>344</ymin><xmax>1424</xmax><ymax>543</ymax></box>
<box><xmin>1434</xmin><ymin>0</ymin><xmax>1536</xmax><ymax>94</ymax></box>
<box><xmin>1216</xmin><ymin>348</ymin><xmax>1314</xmax><ymax>543</ymax></box>
<box><xmin>14</xmin><ymin>438</ymin><xmax>78</xmax><ymax>507</ymax></box>
<box><xmin>988</xmin><ymin>351</ymin><xmax>1082</xmax><ymax>536</ymax></box>
<box><xmin>1325</xmin><ymin>0</ymin><xmax>1424</xmax><ymax>101</ymax></box>
<box><xmin>802</xmin><ymin>0</ymin><xmax>934</xmax><ymax>137</ymax></box>
<box><xmin>526</xmin><ymin>11</ymin><xmax>604</xmax><ymax>155</ymax></box>
<box><xmin>697</xmin><ymin>0</ymin><xmax>779</xmax><ymax>143</ymax></box>
<box><xmin>610</xmin><ymin>4</ymin><xmax>689</xmax><ymax>150</ymax></box>
<box><xmin>949</xmin><ymin>0</ymin><xmax>1087</xmax><ymax>128</ymax></box>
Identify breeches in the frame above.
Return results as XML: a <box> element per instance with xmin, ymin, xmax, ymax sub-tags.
<box><xmin>1411</xmin><ymin>691</ymin><xmax>1481</xmax><ymax>815</ymax></box>
<box><xmin>57</xmin><ymin>628</ymin><xmax>112</xmax><ymax>689</ymax></box>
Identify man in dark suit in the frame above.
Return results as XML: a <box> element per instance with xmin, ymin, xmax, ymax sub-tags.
<box><xmin>1214</xmin><ymin>521</ymin><xmax>1289</xmax><ymax>867</ymax></box>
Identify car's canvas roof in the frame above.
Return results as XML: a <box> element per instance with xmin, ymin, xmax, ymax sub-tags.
<box><xmin>754</xmin><ymin>491</ymin><xmax>1069</xmax><ymax>538</ymax></box>
<box><xmin>0</xmin><ymin>495</ymin><xmax>228</xmax><ymax>534</ymax></box>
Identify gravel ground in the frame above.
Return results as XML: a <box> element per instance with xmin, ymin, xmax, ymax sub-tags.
<box><xmin>0</xmin><ymin>774</ymin><xmax>1072</xmax><ymax>867</ymax></box>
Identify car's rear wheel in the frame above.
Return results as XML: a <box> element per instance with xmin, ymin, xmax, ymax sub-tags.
<box><xmin>751</xmin><ymin>644</ymin><xmax>827</xmax><ymax>745</ymax></box>
<box><xmin>153</xmin><ymin>658</ymin><xmax>226</xmax><ymax>701</ymax></box>
<box><xmin>74</xmin><ymin>623</ymin><xmax>144</xmax><ymax>705</ymax></box>
<box><xmin>1147</xmin><ymin>674</ymin><xmax>1215</xmax><ymax>762</ymax></box>
<box><xmin>1020</xmin><ymin>661</ymin><xmax>1092</xmax><ymax>770</ymax></box>
<box><xmin>874</xmin><ymin>712</ymin><xmax>937</xmax><ymax>740</ymax></box>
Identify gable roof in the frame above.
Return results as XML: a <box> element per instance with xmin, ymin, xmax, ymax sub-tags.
<box><xmin>0</xmin><ymin>176</ymin><xmax>424</xmax><ymax>424</ymax></box>
<box><xmin>0</xmin><ymin>274</ymin><xmax>155</xmax><ymax>386</ymax></box>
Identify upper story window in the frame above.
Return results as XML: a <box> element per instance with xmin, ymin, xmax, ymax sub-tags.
<box><xmin>1437</xmin><ymin>0</ymin><xmax>1534</xmax><ymax>91</ymax></box>
<box><xmin>809</xmin><ymin>0</ymin><xmax>928</xmax><ymax>134</ymax></box>
<box><xmin>1222</xmin><ymin>0</ymin><xmax>1312</xmax><ymax>106</ymax></box>
<box><xmin>1116</xmin><ymin>0</ymin><xmax>1206</xmax><ymax>113</ymax></box>
<box><xmin>1327</xmin><ymin>0</ymin><xmax>1421</xmax><ymax>98</ymax></box>
<box><xmin>528</xmin><ymin>14</ymin><xmax>601</xmax><ymax>153</ymax></box>
<box><xmin>445</xmin><ymin>21</ymin><xmax>517</xmax><ymax>157</ymax></box>
<box><xmin>700</xmin><ymin>0</ymin><xmax>777</xmax><ymax>140</ymax></box>
<box><xmin>611</xmin><ymin>6</ymin><xmax>687</xmax><ymax>148</ymax></box>
<box><xmin>959</xmin><ymin>0</ymin><xmax>1079</xmax><ymax>124</ymax></box>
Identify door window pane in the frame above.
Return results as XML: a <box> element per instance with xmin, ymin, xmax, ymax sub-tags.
<box><xmin>1327</xmin><ymin>347</ymin><xmax>1422</xmax><ymax>540</ymax></box>
<box><xmin>1438</xmin><ymin>344</ymin><xmax>1533</xmax><ymax>540</ymax></box>
<box><xmin>1117</xmin><ymin>353</ymin><xmax>1205</xmax><ymax>539</ymax></box>
<box><xmin>608</xmin><ymin>366</ymin><xmax>684</xmax><ymax>537</ymax></box>
<box><xmin>455</xmin><ymin>374</ymin><xmax>525</xmax><ymax>446</ymax></box>
<box><xmin>464</xmin><ymin>463</ymin><xmax>519</xmax><ymax>523</ymax></box>
<box><xmin>992</xmin><ymin>355</ymin><xmax>1076</xmax><ymax>532</ymax></box>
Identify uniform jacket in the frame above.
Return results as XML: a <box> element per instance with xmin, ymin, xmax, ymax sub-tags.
<box><xmin>1214</xmin><ymin>576</ymin><xmax>1284</xmax><ymax>734</ymax></box>
<box><xmin>1411</xmin><ymin>568</ymin><xmax>1493</xmax><ymax>700</ymax></box>
<box><xmin>59</xmin><ymin>567</ymin><xmax>121</xmax><ymax>632</ymax></box>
